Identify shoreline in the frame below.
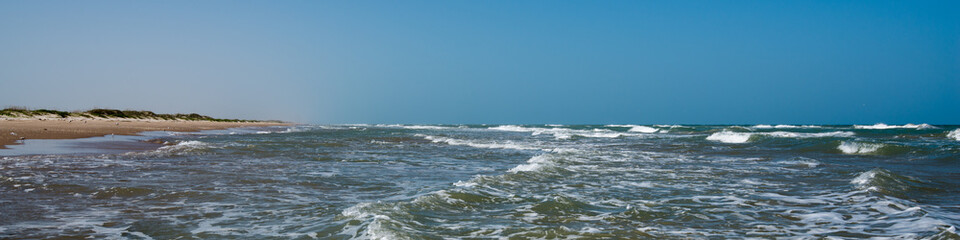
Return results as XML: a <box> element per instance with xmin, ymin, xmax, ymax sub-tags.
<box><xmin>0</xmin><ymin>117</ymin><xmax>294</xmax><ymax>149</ymax></box>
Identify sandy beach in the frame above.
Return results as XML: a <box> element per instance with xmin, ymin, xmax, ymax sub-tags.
<box><xmin>0</xmin><ymin>117</ymin><xmax>292</xmax><ymax>149</ymax></box>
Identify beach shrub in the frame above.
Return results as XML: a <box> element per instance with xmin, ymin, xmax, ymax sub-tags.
<box><xmin>0</xmin><ymin>107</ymin><xmax>263</xmax><ymax>122</ymax></box>
<box><xmin>35</xmin><ymin>109</ymin><xmax>71</xmax><ymax>118</ymax></box>
<box><xmin>88</xmin><ymin>109</ymin><xmax>125</xmax><ymax>118</ymax></box>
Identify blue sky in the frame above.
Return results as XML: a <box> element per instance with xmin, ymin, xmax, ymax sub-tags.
<box><xmin>1</xmin><ymin>1</ymin><xmax>957</xmax><ymax>124</ymax></box>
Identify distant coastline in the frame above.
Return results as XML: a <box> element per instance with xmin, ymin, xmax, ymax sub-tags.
<box><xmin>0</xmin><ymin>107</ymin><xmax>292</xmax><ymax>149</ymax></box>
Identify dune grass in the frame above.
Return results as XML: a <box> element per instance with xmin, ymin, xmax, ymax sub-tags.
<box><xmin>1</xmin><ymin>107</ymin><xmax>265</xmax><ymax>122</ymax></box>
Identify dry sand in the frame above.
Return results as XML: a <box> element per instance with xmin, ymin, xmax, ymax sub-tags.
<box><xmin>0</xmin><ymin>116</ymin><xmax>293</xmax><ymax>149</ymax></box>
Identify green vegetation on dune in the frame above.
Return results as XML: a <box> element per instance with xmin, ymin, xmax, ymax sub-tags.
<box><xmin>0</xmin><ymin>107</ymin><xmax>266</xmax><ymax>122</ymax></box>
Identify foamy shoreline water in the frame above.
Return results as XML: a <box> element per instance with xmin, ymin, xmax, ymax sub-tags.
<box><xmin>2</xmin><ymin>124</ymin><xmax>959</xmax><ymax>239</ymax></box>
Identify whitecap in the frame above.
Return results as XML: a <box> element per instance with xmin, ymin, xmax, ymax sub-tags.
<box><xmin>507</xmin><ymin>155</ymin><xmax>553</xmax><ymax>173</ymax></box>
<box><xmin>947</xmin><ymin>129</ymin><xmax>960</xmax><ymax>141</ymax></box>
<box><xmin>606</xmin><ymin>125</ymin><xmax>659</xmax><ymax>133</ymax></box>
<box><xmin>157</xmin><ymin>140</ymin><xmax>209</xmax><ymax>151</ymax></box>
<box><xmin>628</xmin><ymin>126</ymin><xmax>659</xmax><ymax>133</ymax></box>
<box><xmin>452</xmin><ymin>181</ymin><xmax>478</xmax><ymax>187</ymax></box>
<box><xmin>488</xmin><ymin>125</ymin><xmax>533</xmax><ymax>132</ymax></box>
<box><xmin>490</xmin><ymin>125</ymin><xmax>628</xmax><ymax>139</ymax></box>
<box><xmin>854</xmin><ymin>123</ymin><xmax>936</xmax><ymax>130</ymax></box>
<box><xmin>763</xmin><ymin>131</ymin><xmax>855</xmax><ymax>138</ymax></box>
<box><xmin>706</xmin><ymin>131</ymin><xmax>752</xmax><ymax>143</ymax></box>
<box><xmin>417</xmin><ymin>134</ymin><xmax>537</xmax><ymax>151</ymax></box>
<box><xmin>851</xmin><ymin>169</ymin><xmax>880</xmax><ymax>190</ymax></box>
<box><xmin>838</xmin><ymin>141</ymin><xmax>883</xmax><ymax>154</ymax></box>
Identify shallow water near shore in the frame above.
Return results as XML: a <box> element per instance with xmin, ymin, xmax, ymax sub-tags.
<box><xmin>1</xmin><ymin>124</ymin><xmax>959</xmax><ymax>239</ymax></box>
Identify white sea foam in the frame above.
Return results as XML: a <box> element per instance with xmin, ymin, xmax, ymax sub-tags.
<box><xmin>854</xmin><ymin>123</ymin><xmax>936</xmax><ymax>130</ymax></box>
<box><xmin>709</xmin><ymin>129</ymin><xmax>854</xmax><ymax>144</ymax></box>
<box><xmin>851</xmin><ymin>169</ymin><xmax>879</xmax><ymax>189</ymax></box>
<box><xmin>754</xmin><ymin>124</ymin><xmax>816</xmax><ymax>129</ymax></box>
<box><xmin>340</xmin><ymin>203</ymin><xmax>401</xmax><ymax>240</ymax></box>
<box><xmin>488</xmin><ymin>125</ymin><xmax>532</xmax><ymax>132</ymax></box>
<box><xmin>628</xmin><ymin>126</ymin><xmax>659</xmax><ymax>133</ymax></box>
<box><xmin>606</xmin><ymin>125</ymin><xmax>660</xmax><ymax>133</ymax></box>
<box><xmin>507</xmin><ymin>155</ymin><xmax>552</xmax><ymax>173</ymax></box>
<box><xmin>706</xmin><ymin>131</ymin><xmax>752</xmax><ymax>143</ymax></box>
<box><xmin>156</xmin><ymin>140</ymin><xmax>209</xmax><ymax>151</ymax></box>
<box><xmin>453</xmin><ymin>180</ymin><xmax>478</xmax><ymax>187</ymax></box>
<box><xmin>489</xmin><ymin>125</ymin><xmax>628</xmax><ymax>139</ymax></box>
<box><xmin>764</xmin><ymin>131</ymin><xmax>855</xmax><ymax>138</ymax></box>
<box><xmin>838</xmin><ymin>141</ymin><xmax>883</xmax><ymax>154</ymax></box>
<box><xmin>947</xmin><ymin>129</ymin><xmax>960</xmax><ymax>141</ymax></box>
<box><xmin>417</xmin><ymin>134</ymin><xmax>537</xmax><ymax>150</ymax></box>
<box><xmin>276</xmin><ymin>126</ymin><xmax>315</xmax><ymax>133</ymax></box>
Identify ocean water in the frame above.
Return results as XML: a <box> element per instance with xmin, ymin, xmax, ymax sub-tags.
<box><xmin>1</xmin><ymin>124</ymin><xmax>959</xmax><ymax>239</ymax></box>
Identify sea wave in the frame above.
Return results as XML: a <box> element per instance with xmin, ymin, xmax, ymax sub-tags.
<box><xmin>157</xmin><ymin>140</ymin><xmax>209</xmax><ymax>151</ymax></box>
<box><xmin>489</xmin><ymin>125</ymin><xmax>628</xmax><ymax>139</ymax></box>
<box><xmin>417</xmin><ymin>134</ymin><xmax>538</xmax><ymax>151</ymax></box>
<box><xmin>752</xmin><ymin>124</ymin><xmax>823</xmax><ymax>129</ymax></box>
<box><xmin>948</xmin><ymin>129</ymin><xmax>960</xmax><ymax>141</ymax></box>
<box><xmin>507</xmin><ymin>154</ymin><xmax>553</xmax><ymax>173</ymax></box>
<box><xmin>778</xmin><ymin>157</ymin><xmax>821</xmax><ymax>168</ymax></box>
<box><xmin>606</xmin><ymin>125</ymin><xmax>660</xmax><ymax>133</ymax></box>
<box><xmin>706</xmin><ymin>130</ymin><xmax>853</xmax><ymax>143</ymax></box>
<box><xmin>851</xmin><ymin>168</ymin><xmax>942</xmax><ymax>199</ymax></box>
<box><xmin>854</xmin><ymin>123</ymin><xmax>936</xmax><ymax>130</ymax></box>
<box><xmin>764</xmin><ymin>131</ymin><xmax>855</xmax><ymax>138</ymax></box>
<box><xmin>838</xmin><ymin>141</ymin><xmax>884</xmax><ymax>154</ymax></box>
<box><xmin>706</xmin><ymin>131</ymin><xmax>752</xmax><ymax>143</ymax></box>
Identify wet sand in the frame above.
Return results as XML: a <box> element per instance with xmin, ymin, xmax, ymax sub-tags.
<box><xmin>0</xmin><ymin>117</ymin><xmax>292</xmax><ymax>149</ymax></box>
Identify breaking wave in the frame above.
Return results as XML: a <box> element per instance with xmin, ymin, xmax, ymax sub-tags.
<box><xmin>764</xmin><ymin>131</ymin><xmax>855</xmax><ymax>138</ymax></box>
<box><xmin>417</xmin><ymin>134</ymin><xmax>538</xmax><ymax>151</ymax></box>
<box><xmin>489</xmin><ymin>125</ymin><xmax>628</xmax><ymax>139</ymax></box>
<box><xmin>707</xmin><ymin>130</ymin><xmax>854</xmax><ymax>143</ymax></box>
<box><xmin>752</xmin><ymin>124</ymin><xmax>822</xmax><ymax>129</ymax></box>
<box><xmin>851</xmin><ymin>168</ymin><xmax>944</xmax><ymax>199</ymax></box>
<box><xmin>156</xmin><ymin>140</ymin><xmax>210</xmax><ymax>152</ymax></box>
<box><xmin>948</xmin><ymin>129</ymin><xmax>960</xmax><ymax>141</ymax></box>
<box><xmin>837</xmin><ymin>141</ymin><xmax>884</xmax><ymax>154</ymax></box>
<box><xmin>706</xmin><ymin>131</ymin><xmax>753</xmax><ymax>143</ymax></box>
<box><xmin>606</xmin><ymin>125</ymin><xmax>660</xmax><ymax>133</ymax></box>
<box><xmin>854</xmin><ymin>123</ymin><xmax>937</xmax><ymax>130</ymax></box>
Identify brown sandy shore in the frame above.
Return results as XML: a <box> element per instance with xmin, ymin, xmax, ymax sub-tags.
<box><xmin>0</xmin><ymin>117</ymin><xmax>293</xmax><ymax>149</ymax></box>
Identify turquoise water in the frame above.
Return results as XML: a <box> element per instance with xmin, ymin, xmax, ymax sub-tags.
<box><xmin>1</xmin><ymin>124</ymin><xmax>959</xmax><ymax>239</ymax></box>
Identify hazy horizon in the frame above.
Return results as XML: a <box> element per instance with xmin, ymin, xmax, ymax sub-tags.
<box><xmin>1</xmin><ymin>1</ymin><xmax>957</xmax><ymax>124</ymax></box>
